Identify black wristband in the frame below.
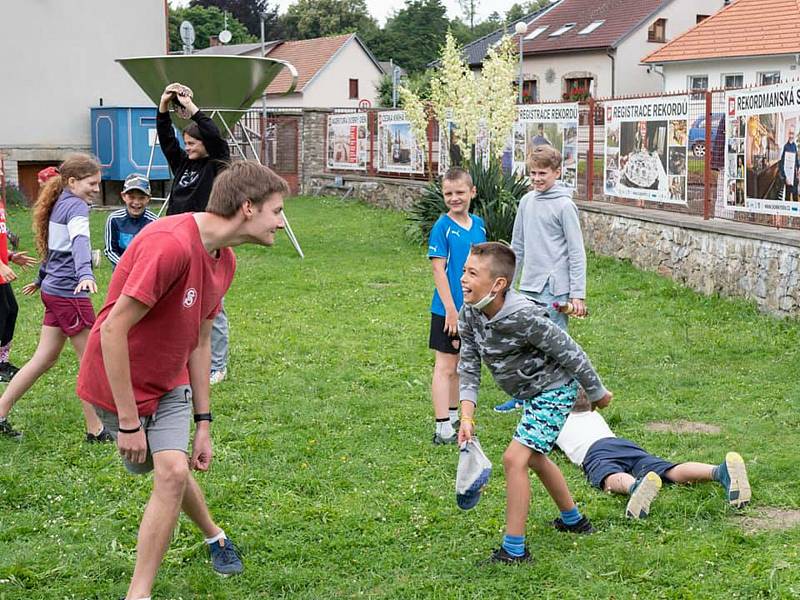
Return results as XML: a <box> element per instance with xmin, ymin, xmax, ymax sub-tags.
<box><xmin>118</xmin><ymin>423</ymin><xmax>142</xmax><ymax>434</ymax></box>
<box><xmin>194</xmin><ymin>412</ymin><xmax>213</xmax><ymax>423</ymax></box>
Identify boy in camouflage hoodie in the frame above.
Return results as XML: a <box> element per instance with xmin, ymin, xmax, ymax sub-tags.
<box><xmin>457</xmin><ymin>242</ymin><xmax>613</xmax><ymax>564</ymax></box>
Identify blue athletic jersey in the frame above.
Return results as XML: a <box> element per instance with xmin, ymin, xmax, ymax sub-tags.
<box><xmin>428</xmin><ymin>213</ymin><xmax>487</xmax><ymax>316</ymax></box>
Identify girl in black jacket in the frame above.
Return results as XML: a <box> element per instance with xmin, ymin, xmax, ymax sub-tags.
<box><xmin>157</xmin><ymin>86</ymin><xmax>230</xmax><ymax>215</ymax></box>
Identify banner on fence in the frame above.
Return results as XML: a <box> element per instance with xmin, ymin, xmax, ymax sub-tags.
<box><xmin>724</xmin><ymin>82</ymin><xmax>800</xmax><ymax>215</ymax></box>
<box><xmin>604</xmin><ymin>96</ymin><xmax>689</xmax><ymax>204</ymax></box>
<box><xmin>327</xmin><ymin>113</ymin><xmax>369</xmax><ymax>171</ymax></box>
<box><xmin>513</xmin><ymin>103</ymin><xmax>579</xmax><ymax>188</ymax></box>
<box><xmin>377</xmin><ymin>111</ymin><xmax>424</xmax><ymax>174</ymax></box>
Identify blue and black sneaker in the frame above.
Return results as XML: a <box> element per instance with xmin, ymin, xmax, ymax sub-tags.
<box><xmin>481</xmin><ymin>546</ymin><xmax>532</xmax><ymax>565</ymax></box>
<box><xmin>209</xmin><ymin>537</ymin><xmax>244</xmax><ymax>576</ymax></box>
<box><xmin>493</xmin><ymin>398</ymin><xmax>523</xmax><ymax>413</ymax></box>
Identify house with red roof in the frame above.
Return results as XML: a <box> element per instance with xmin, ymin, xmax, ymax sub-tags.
<box><xmin>198</xmin><ymin>33</ymin><xmax>384</xmax><ymax>108</ymax></box>
<box><xmin>465</xmin><ymin>0</ymin><xmax>725</xmax><ymax>101</ymax></box>
<box><xmin>642</xmin><ymin>0</ymin><xmax>800</xmax><ymax>93</ymax></box>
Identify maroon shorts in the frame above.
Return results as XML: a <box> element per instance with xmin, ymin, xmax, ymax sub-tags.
<box><xmin>41</xmin><ymin>291</ymin><xmax>96</xmax><ymax>336</ymax></box>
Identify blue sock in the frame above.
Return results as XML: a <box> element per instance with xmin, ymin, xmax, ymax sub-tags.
<box><xmin>502</xmin><ymin>534</ymin><xmax>525</xmax><ymax>557</ymax></box>
<box><xmin>560</xmin><ymin>506</ymin><xmax>582</xmax><ymax>526</ymax></box>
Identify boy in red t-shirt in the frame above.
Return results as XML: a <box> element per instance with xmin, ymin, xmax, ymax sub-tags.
<box><xmin>76</xmin><ymin>161</ymin><xmax>288</xmax><ymax>600</ymax></box>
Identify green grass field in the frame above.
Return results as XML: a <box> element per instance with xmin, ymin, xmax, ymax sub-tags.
<box><xmin>1</xmin><ymin>197</ymin><xmax>799</xmax><ymax>599</ymax></box>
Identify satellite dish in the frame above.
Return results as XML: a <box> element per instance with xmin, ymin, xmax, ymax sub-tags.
<box><xmin>179</xmin><ymin>20</ymin><xmax>196</xmax><ymax>47</ymax></box>
<box><xmin>219</xmin><ymin>29</ymin><xmax>232</xmax><ymax>44</ymax></box>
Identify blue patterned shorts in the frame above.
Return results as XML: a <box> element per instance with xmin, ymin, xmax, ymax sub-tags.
<box><xmin>513</xmin><ymin>381</ymin><xmax>578</xmax><ymax>454</ymax></box>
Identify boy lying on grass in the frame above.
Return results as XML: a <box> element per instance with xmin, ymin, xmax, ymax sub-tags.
<box><xmin>457</xmin><ymin>242</ymin><xmax>612</xmax><ymax>564</ymax></box>
<box><xmin>555</xmin><ymin>403</ymin><xmax>751</xmax><ymax>519</ymax></box>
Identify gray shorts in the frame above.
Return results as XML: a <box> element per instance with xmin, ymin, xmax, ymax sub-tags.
<box><xmin>96</xmin><ymin>385</ymin><xmax>193</xmax><ymax>475</ymax></box>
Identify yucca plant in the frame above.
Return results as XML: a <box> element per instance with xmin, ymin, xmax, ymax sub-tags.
<box><xmin>407</xmin><ymin>157</ymin><xmax>529</xmax><ymax>244</ymax></box>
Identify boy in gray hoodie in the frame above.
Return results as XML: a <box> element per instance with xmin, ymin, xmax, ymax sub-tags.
<box><xmin>494</xmin><ymin>145</ymin><xmax>588</xmax><ymax>413</ymax></box>
<box><xmin>457</xmin><ymin>242</ymin><xmax>612</xmax><ymax>564</ymax></box>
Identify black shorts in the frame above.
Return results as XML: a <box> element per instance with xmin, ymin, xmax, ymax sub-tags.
<box><xmin>428</xmin><ymin>313</ymin><xmax>459</xmax><ymax>354</ymax></box>
<box><xmin>0</xmin><ymin>283</ymin><xmax>18</xmax><ymax>347</ymax></box>
<box><xmin>582</xmin><ymin>437</ymin><xmax>678</xmax><ymax>489</ymax></box>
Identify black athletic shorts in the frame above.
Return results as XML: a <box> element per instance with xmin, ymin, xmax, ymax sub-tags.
<box><xmin>428</xmin><ymin>313</ymin><xmax>459</xmax><ymax>354</ymax></box>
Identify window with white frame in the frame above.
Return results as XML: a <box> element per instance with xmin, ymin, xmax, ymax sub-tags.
<box><xmin>758</xmin><ymin>71</ymin><xmax>781</xmax><ymax>86</ymax></box>
<box><xmin>648</xmin><ymin>18</ymin><xmax>667</xmax><ymax>43</ymax></box>
<box><xmin>578</xmin><ymin>21</ymin><xmax>605</xmax><ymax>35</ymax></box>
<box><xmin>525</xmin><ymin>25</ymin><xmax>548</xmax><ymax>40</ymax></box>
<box><xmin>721</xmin><ymin>73</ymin><xmax>743</xmax><ymax>89</ymax></box>
<box><xmin>688</xmin><ymin>74</ymin><xmax>708</xmax><ymax>100</ymax></box>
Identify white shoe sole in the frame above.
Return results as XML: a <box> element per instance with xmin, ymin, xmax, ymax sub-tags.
<box><xmin>626</xmin><ymin>471</ymin><xmax>662</xmax><ymax>519</ymax></box>
<box><xmin>725</xmin><ymin>451</ymin><xmax>751</xmax><ymax>509</ymax></box>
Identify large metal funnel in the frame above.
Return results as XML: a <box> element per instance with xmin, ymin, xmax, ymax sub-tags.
<box><xmin>116</xmin><ymin>55</ymin><xmax>298</xmax><ymax>131</ymax></box>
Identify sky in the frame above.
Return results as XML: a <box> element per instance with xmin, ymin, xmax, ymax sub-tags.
<box><xmin>170</xmin><ymin>1</ymin><xmax>541</xmax><ymax>25</ymax></box>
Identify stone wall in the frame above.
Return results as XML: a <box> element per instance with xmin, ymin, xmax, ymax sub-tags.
<box><xmin>305</xmin><ymin>172</ymin><xmax>427</xmax><ymax>211</ymax></box>
<box><xmin>300</xmin><ymin>109</ymin><xmax>330</xmax><ymax>195</ymax></box>
<box><xmin>578</xmin><ymin>201</ymin><xmax>800</xmax><ymax>317</ymax></box>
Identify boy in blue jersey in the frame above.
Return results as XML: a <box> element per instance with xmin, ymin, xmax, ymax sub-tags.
<box><xmin>428</xmin><ymin>168</ymin><xmax>486</xmax><ymax>444</ymax></box>
<box><xmin>104</xmin><ymin>174</ymin><xmax>158</xmax><ymax>269</ymax></box>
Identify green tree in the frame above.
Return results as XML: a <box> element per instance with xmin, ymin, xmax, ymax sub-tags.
<box><xmin>189</xmin><ymin>0</ymin><xmax>283</xmax><ymax>38</ymax></box>
<box><xmin>169</xmin><ymin>5</ymin><xmax>256</xmax><ymax>51</ymax></box>
<box><xmin>280</xmin><ymin>0</ymin><xmax>379</xmax><ymax>41</ymax></box>
<box><xmin>451</xmin><ymin>11</ymin><xmax>503</xmax><ymax>45</ymax></box>
<box><xmin>506</xmin><ymin>0</ymin><xmax>553</xmax><ymax>23</ymax></box>
<box><xmin>380</xmin><ymin>0</ymin><xmax>449</xmax><ymax>73</ymax></box>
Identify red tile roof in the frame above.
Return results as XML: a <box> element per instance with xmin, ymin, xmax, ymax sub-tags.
<box><xmin>264</xmin><ymin>33</ymin><xmax>354</xmax><ymax>94</ymax></box>
<box><xmin>520</xmin><ymin>0</ymin><xmax>669</xmax><ymax>54</ymax></box>
<box><xmin>643</xmin><ymin>0</ymin><xmax>800</xmax><ymax>63</ymax></box>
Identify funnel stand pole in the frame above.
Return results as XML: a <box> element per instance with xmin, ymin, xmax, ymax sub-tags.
<box><xmin>214</xmin><ymin>110</ymin><xmax>304</xmax><ymax>259</ymax></box>
<box><xmin>281</xmin><ymin>210</ymin><xmax>304</xmax><ymax>259</ymax></box>
<box><xmin>238</xmin><ymin>121</ymin><xmax>261</xmax><ymax>162</ymax></box>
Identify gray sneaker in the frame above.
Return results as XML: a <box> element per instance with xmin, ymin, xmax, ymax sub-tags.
<box><xmin>432</xmin><ymin>432</ymin><xmax>458</xmax><ymax>445</ymax></box>
<box><xmin>625</xmin><ymin>471</ymin><xmax>662</xmax><ymax>519</ymax></box>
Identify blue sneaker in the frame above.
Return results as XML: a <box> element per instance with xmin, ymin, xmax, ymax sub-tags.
<box><xmin>209</xmin><ymin>537</ymin><xmax>243</xmax><ymax>575</ymax></box>
<box><xmin>493</xmin><ymin>398</ymin><xmax>523</xmax><ymax>413</ymax></box>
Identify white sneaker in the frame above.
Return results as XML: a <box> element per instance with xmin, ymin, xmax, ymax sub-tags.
<box><xmin>210</xmin><ymin>368</ymin><xmax>227</xmax><ymax>385</ymax></box>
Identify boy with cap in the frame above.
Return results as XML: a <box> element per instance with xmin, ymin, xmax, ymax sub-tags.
<box><xmin>104</xmin><ymin>174</ymin><xmax>157</xmax><ymax>269</ymax></box>
<box><xmin>457</xmin><ymin>242</ymin><xmax>612</xmax><ymax>564</ymax></box>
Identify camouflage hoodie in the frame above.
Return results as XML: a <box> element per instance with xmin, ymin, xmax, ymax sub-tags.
<box><xmin>458</xmin><ymin>290</ymin><xmax>608</xmax><ymax>405</ymax></box>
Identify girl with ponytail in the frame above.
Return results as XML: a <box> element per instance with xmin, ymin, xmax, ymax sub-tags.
<box><xmin>0</xmin><ymin>153</ymin><xmax>111</xmax><ymax>441</ymax></box>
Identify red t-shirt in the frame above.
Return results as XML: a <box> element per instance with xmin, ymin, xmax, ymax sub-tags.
<box><xmin>0</xmin><ymin>202</ymin><xmax>10</xmax><ymax>284</ymax></box>
<box><xmin>77</xmin><ymin>214</ymin><xmax>236</xmax><ymax>416</ymax></box>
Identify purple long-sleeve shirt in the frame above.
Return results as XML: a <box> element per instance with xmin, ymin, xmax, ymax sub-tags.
<box><xmin>37</xmin><ymin>190</ymin><xmax>95</xmax><ymax>298</ymax></box>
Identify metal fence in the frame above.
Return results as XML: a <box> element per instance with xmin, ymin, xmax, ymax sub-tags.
<box><xmin>317</xmin><ymin>87</ymin><xmax>800</xmax><ymax>231</ymax></box>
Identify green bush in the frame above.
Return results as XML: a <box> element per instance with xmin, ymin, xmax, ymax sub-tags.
<box><xmin>3</xmin><ymin>183</ymin><xmax>30</xmax><ymax>207</ymax></box>
<box><xmin>407</xmin><ymin>157</ymin><xmax>529</xmax><ymax>244</ymax></box>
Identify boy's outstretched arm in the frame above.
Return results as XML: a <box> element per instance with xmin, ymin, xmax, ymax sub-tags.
<box><xmin>457</xmin><ymin>309</ymin><xmax>481</xmax><ymax>443</ymax></box>
<box><xmin>526</xmin><ymin>315</ymin><xmax>610</xmax><ymax>404</ymax></box>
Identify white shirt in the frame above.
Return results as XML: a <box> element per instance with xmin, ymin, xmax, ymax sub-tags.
<box><xmin>556</xmin><ymin>411</ymin><xmax>616</xmax><ymax>466</ymax></box>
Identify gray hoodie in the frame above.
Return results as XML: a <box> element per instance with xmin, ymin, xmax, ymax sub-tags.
<box><xmin>458</xmin><ymin>290</ymin><xmax>608</xmax><ymax>405</ymax></box>
<box><xmin>511</xmin><ymin>182</ymin><xmax>586</xmax><ymax>298</ymax></box>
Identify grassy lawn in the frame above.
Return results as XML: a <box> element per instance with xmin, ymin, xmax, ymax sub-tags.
<box><xmin>1</xmin><ymin>196</ymin><xmax>799</xmax><ymax>599</ymax></box>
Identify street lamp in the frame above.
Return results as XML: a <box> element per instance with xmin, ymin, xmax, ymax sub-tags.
<box><xmin>514</xmin><ymin>21</ymin><xmax>528</xmax><ymax>104</ymax></box>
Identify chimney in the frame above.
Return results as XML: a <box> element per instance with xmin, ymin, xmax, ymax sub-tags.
<box><xmin>209</xmin><ymin>35</ymin><xmax>220</xmax><ymax>47</ymax></box>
